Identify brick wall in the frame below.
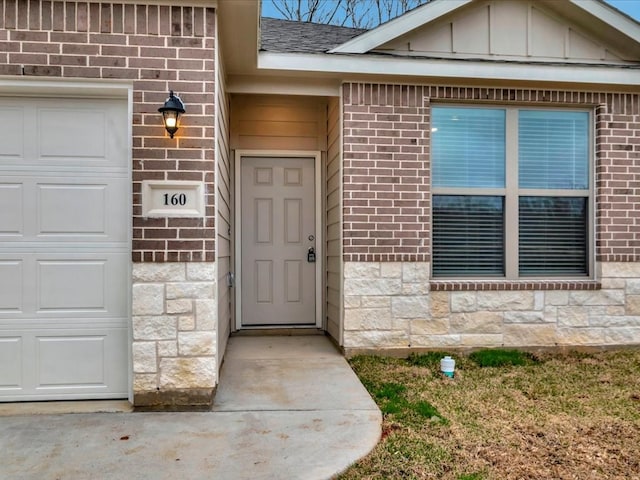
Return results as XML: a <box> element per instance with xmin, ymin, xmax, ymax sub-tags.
<box><xmin>595</xmin><ymin>101</ymin><xmax>640</xmax><ymax>262</ymax></box>
<box><xmin>342</xmin><ymin>84</ymin><xmax>429</xmax><ymax>262</ymax></box>
<box><xmin>1</xmin><ymin>1</ymin><xmax>216</xmax><ymax>262</ymax></box>
<box><xmin>342</xmin><ymin>83</ymin><xmax>640</xmax><ymax>265</ymax></box>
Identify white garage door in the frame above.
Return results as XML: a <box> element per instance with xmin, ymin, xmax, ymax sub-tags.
<box><xmin>0</xmin><ymin>96</ymin><xmax>130</xmax><ymax>401</ymax></box>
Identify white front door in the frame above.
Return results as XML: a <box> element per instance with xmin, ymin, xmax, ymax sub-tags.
<box><xmin>0</xmin><ymin>96</ymin><xmax>130</xmax><ymax>401</ymax></box>
<box><xmin>240</xmin><ymin>156</ymin><xmax>317</xmax><ymax>326</ymax></box>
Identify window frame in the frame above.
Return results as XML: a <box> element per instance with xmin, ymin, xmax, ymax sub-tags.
<box><xmin>431</xmin><ymin>104</ymin><xmax>594</xmax><ymax>280</ymax></box>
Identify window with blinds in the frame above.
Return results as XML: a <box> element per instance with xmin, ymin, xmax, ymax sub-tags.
<box><xmin>431</xmin><ymin>106</ymin><xmax>591</xmax><ymax>279</ymax></box>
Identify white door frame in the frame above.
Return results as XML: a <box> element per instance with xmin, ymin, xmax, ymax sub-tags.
<box><xmin>234</xmin><ymin>150</ymin><xmax>322</xmax><ymax>330</ymax></box>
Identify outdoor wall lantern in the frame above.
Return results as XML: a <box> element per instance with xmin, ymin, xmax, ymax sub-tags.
<box><xmin>158</xmin><ymin>90</ymin><xmax>185</xmax><ymax>138</ymax></box>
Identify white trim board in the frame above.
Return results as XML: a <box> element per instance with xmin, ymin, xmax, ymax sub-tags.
<box><xmin>258</xmin><ymin>52</ymin><xmax>640</xmax><ymax>87</ymax></box>
<box><xmin>329</xmin><ymin>0</ymin><xmax>640</xmax><ymax>55</ymax></box>
<box><xmin>0</xmin><ymin>78</ymin><xmax>132</xmax><ymax>98</ymax></box>
<box><xmin>234</xmin><ymin>150</ymin><xmax>323</xmax><ymax>331</ymax></box>
<box><xmin>569</xmin><ymin>0</ymin><xmax>640</xmax><ymax>44</ymax></box>
<box><xmin>330</xmin><ymin>0</ymin><xmax>473</xmax><ymax>54</ymax></box>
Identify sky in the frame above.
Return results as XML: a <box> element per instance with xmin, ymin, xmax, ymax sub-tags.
<box><xmin>607</xmin><ymin>0</ymin><xmax>640</xmax><ymax>20</ymax></box>
<box><xmin>262</xmin><ymin>0</ymin><xmax>640</xmax><ymax>23</ymax></box>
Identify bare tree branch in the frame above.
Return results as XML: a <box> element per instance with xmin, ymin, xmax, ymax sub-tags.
<box><xmin>266</xmin><ymin>0</ymin><xmax>430</xmax><ymax>27</ymax></box>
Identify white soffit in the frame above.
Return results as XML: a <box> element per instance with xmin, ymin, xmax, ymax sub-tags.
<box><xmin>227</xmin><ymin>74</ymin><xmax>341</xmax><ymax>95</ymax></box>
<box><xmin>218</xmin><ymin>0</ymin><xmax>260</xmax><ymax>76</ymax></box>
<box><xmin>329</xmin><ymin>0</ymin><xmax>473</xmax><ymax>54</ymax></box>
<box><xmin>258</xmin><ymin>51</ymin><xmax>640</xmax><ymax>86</ymax></box>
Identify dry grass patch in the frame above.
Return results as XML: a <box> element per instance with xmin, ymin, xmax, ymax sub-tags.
<box><xmin>339</xmin><ymin>349</ymin><xmax>640</xmax><ymax>480</ymax></box>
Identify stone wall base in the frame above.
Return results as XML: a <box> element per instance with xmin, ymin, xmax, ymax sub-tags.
<box><xmin>134</xmin><ymin>388</ymin><xmax>215</xmax><ymax>412</ymax></box>
<box><xmin>131</xmin><ymin>262</ymin><xmax>218</xmax><ymax>410</ymax></box>
<box><xmin>343</xmin><ymin>261</ymin><xmax>640</xmax><ymax>350</ymax></box>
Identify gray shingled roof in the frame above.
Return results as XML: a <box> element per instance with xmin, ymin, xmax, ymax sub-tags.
<box><xmin>260</xmin><ymin>17</ymin><xmax>367</xmax><ymax>53</ymax></box>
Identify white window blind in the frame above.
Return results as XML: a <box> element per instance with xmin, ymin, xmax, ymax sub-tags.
<box><xmin>432</xmin><ymin>107</ymin><xmax>505</xmax><ymax>188</ymax></box>
<box><xmin>519</xmin><ymin>110</ymin><xmax>589</xmax><ymax>190</ymax></box>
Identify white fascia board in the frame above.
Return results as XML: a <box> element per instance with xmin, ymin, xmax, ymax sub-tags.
<box><xmin>570</xmin><ymin>0</ymin><xmax>640</xmax><ymax>44</ymax></box>
<box><xmin>259</xmin><ymin>52</ymin><xmax>640</xmax><ymax>86</ymax></box>
<box><xmin>329</xmin><ymin>0</ymin><xmax>473</xmax><ymax>54</ymax></box>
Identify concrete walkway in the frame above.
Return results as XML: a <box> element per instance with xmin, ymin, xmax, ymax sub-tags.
<box><xmin>0</xmin><ymin>336</ymin><xmax>381</xmax><ymax>480</ymax></box>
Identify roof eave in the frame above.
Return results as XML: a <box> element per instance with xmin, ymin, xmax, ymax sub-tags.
<box><xmin>568</xmin><ymin>0</ymin><xmax>640</xmax><ymax>44</ymax></box>
<box><xmin>258</xmin><ymin>51</ymin><xmax>640</xmax><ymax>87</ymax></box>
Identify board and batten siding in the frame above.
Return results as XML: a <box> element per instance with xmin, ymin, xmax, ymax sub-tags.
<box><xmin>215</xmin><ymin>29</ymin><xmax>232</xmax><ymax>369</ymax></box>
<box><xmin>377</xmin><ymin>1</ymin><xmax>630</xmax><ymax>63</ymax></box>
<box><xmin>326</xmin><ymin>97</ymin><xmax>343</xmax><ymax>344</ymax></box>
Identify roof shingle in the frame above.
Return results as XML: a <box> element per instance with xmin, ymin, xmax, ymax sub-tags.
<box><xmin>260</xmin><ymin>17</ymin><xmax>367</xmax><ymax>53</ymax></box>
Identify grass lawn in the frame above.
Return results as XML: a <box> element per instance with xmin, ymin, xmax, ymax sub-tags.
<box><xmin>339</xmin><ymin>349</ymin><xmax>640</xmax><ymax>480</ymax></box>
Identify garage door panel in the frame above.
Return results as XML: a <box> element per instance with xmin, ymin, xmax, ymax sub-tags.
<box><xmin>37</xmin><ymin>336</ymin><xmax>106</xmax><ymax>387</ymax></box>
<box><xmin>38</xmin><ymin>260</ymin><xmax>106</xmax><ymax>311</ymax></box>
<box><xmin>0</xmin><ymin>260</ymin><xmax>23</xmax><ymax>313</ymax></box>
<box><xmin>0</xmin><ymin>183</ymin><xmax>23</xmax><ymax>235</ymax></box>
<box><xmin>0</xmin><ymin>106</ymin><xmax>24</xmax><ymax>160</ymax></box>
<box><xmin>38</xmin><ymin>108</ymin><xmax>107</xmax><ymax>160</ymax></box>
<box><xmin>0</xmin><ymin>328</ymin><xmax>128</xmax><ymax>400</ymax></box>
<box><xmin>0</xmin><ymin>175</ymin><xmax>128</xmax><ymax>243</ymax></box>
<box><xmin>0</xmin><ymin>253</ymin><xmax>128</xmax><ymax>319</ymax></box>
<box><xmin>35</xmin><ymin>176</ymin><xmax>128</xmax><ymax>241</ymax></box>
<box><xmin>0</xmin><ymin>337</ymin><xmax>22</xmax><ymax>388</ymax></box>
<box><xmin>0</xmin><ymin>98</ymin><xmax>127</xmax><ymax>169</ymax></box>
<box><xmin>0</xmin><ymin>253</ymin><xmax>127</xmax><ymax>319</ymax></box>
<box><xmin>38</xmin><ymin>184</ymin><xmax>107</xmax><ymax>235</ymax></box>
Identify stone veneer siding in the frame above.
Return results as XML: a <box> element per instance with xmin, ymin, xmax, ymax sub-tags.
<box><xmin>344</xmin><ymin>262</ymin><xmax>640</xmax><ymax>352</ymax></box>
<box><xmin>342</xmin><ymin>83</ymin><xmax>640</xmax><ymax>351</ymax></box>
<box><xmin>1</xmin><ymin>2</ymin><xmax>218</xmax><ymax>408</ymax></box>
<box><xmin>132</xmin><ymin>263</ymin><xmax>217</xmax><ymax>409</ymax></box>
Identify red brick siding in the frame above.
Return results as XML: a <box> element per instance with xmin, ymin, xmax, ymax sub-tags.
<box><xmin>595</xmin><ymin>102</ymin><xmax>640</xmax><ymax>262</ymax></box>
<box><xmin>1</xmin><ymin>1</ymin><xmax>216</xmax><ymax>262</ymax></box>
<box><xmin>342</xmin><ymin>84</ymin><xmax>430</xmax><ymax>262</ymax></box>
<box><xmin>343</xmin><ymin>83</ymin><xmax>640</xmax><ymax>264</ymax></box>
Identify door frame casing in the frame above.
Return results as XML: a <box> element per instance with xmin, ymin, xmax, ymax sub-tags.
<box><xmin>234</xmin><ymin>150</ymin><xmax>323</xmax><ymax>330</ymax></box>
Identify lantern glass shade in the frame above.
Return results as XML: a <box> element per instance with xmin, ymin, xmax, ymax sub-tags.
<box><xmin>158</xmin><ymin>90</ymin><xmax>185</xmax><ymax>138</ymax></box>
<box><xmin>162</xmin><ymin>110</ymin><xmax>179</xmax><ymax>135</ymax></box>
